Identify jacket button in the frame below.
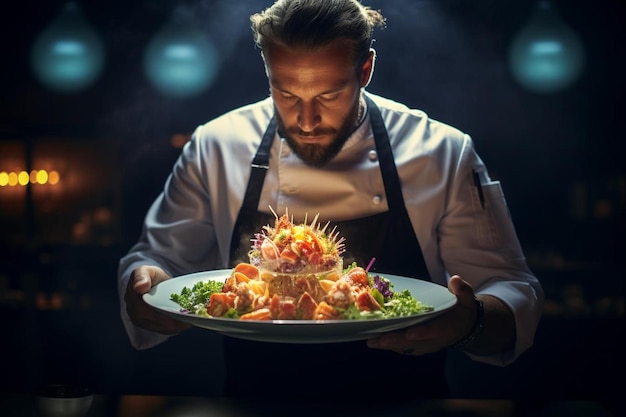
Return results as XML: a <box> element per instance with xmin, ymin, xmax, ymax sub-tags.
<box><xmin>372</xmin><ymin>195</ymin><xmax>382</xmax><ymax>205</ymax></box>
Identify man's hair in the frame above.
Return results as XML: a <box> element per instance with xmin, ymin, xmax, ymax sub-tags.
<box><xmin>250</xmin><ymin>0</ymin><xmax>385</xmax><ymax>67</ymax></box>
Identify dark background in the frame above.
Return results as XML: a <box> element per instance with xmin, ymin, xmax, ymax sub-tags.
<box><xmin>0</xmin><ymin>0</ymin><xmax>624</xmax><ymax>405</ymax></box>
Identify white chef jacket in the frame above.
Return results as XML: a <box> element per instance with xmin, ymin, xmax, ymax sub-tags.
<box><xmin>118</xmin><ymin>91</ymin><xmax>544</xmax><ymax>366</ymax></box>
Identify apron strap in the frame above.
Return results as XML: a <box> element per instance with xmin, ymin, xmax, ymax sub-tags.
<box><xmin>364</xmin><ymin>95</ymin><xmax>404</xmax><ymax>214</ymax></box>
<box><xmin>229</xmin><ymin>116</ymin><xmax>276</xmax><ymax>261</ymax></box>
<box><xmin>364</xmin><ymin>95</ymin><xmax>430</xmax><ymax>280</ymax></box>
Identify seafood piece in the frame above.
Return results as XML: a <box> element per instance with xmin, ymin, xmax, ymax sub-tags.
<box><xmin>233</xmin><ymin>282</ymin><xmax>254</xmax><ymax>311</ymax></box>
<box><xmin>260</xmin><ymin>271</ymin><xmax>327</xmax><ymax>303</ymax></box>
<box><xmin>314</xmin><ymin>301</ymin><xmax>342</xmax><ymax>320</ymax></box>
<box><xmin>296</xmin><ymin>292</ymin><xmax>318</xmax><ymax>319</ymax></box>
<box><xmin>325</xmin><ymin>280</ymin><xmax>354</xmax><ymax>309</ymax></box>
<box><xmin>249</xmin><ymin>211</ymin><xmax>345</xmax><ymax>274</ymax></box>
<box><xmin>223</xmin><ymin>271</ymin><xmax>251</xmax><ymax>293</ymax></box>
<box><xmin>355</xmin><ymin>289</ymin><xmax>382</xmax><ymax>311</ymax></box>
<box><xmin>233</xmin><ymin>262</ymin><xmax>259</xmax><ymax>280</ymax></box>
<box><xmin>207</xmin><ymin>292</ymin><xmax>235</xmax><ymax>317</ymax></box>
<box><xmin>269</xmin><ymin>294</ymin><xmax>297</xmax><ymax>320</ymax></box>
<box><xmin>341</xmin><ymin>266</ymin><xmax>369</xmax><ymax>289</ymax></box>
<box><xmin>240</xmin><ymin>308</ymin><xmax>272</xmax><ymax>321</ymax></box>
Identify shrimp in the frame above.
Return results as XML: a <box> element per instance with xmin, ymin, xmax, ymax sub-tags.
<box><xmin>341</xmin><ymin>266</ymin><xmax>369</xmax><ymax>289</ymax></box>
<box><xmin>233</xmin><ymin>282</ymin><xmax>254</xmax><ymax>312</ymax></box>
<box><xmin>314</xmin><ymin>301</ymin><xmax>342</xmax><ymax>320</ymax></box>
<box><xmin>355</xmin><ymin>289</ymin><xmax>382</xmax><ymax>311</ymax></box>
<box><xmin>325</xmin><ymin>280</ymin><xmax>354</xmax><ymax>309</ymax></box>
<box><xmin>207</xmin><ymin>292</ymin><xmax>235</xmax><ymax>317</ymax></box>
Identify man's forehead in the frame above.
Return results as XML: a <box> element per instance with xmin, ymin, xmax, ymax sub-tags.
<box><xmin>262</xmin><ymin>39</ymin><xmax>355</xmax><ymax>61</ymax></box>
<box><xmin>265</xmin><ymin>52</ymin><xmax>355</xmax><ymax>90</ymax></box>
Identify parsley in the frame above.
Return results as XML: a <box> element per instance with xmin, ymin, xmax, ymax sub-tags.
<box><xmin>382</xmin><ymin>289</ymin><xmax>434</xmax><ymax>317</ymax></box>
<box><xmin>170</xmin><ymin>280</ymin><xmax>224</xmax><ymax>311</ymax></box>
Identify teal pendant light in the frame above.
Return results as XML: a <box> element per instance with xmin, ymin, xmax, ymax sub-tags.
<box><xmin>30</xmin><ymin>2</ymin><xmax>105</xmax><ymax>93</ymax></box>
<box><xmin>143</xmin><ymin>9</ymin><xmax>219</xmax><ymax>99</ymax></box>
<box><xmin>508</xmin><ymin>1</ymin><xmax>585</xmax><ymax>93</ymax></box>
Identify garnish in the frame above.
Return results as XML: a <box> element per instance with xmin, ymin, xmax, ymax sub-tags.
<box><xmin>372</xmin><ymin>274</ymin><xmax>393</xmax><ymax>299</ymax></box>
<box><xmin>170</xmin><ymin>280</ymin><xmax>224</xmax><ymax>315</ymax></box>
<box><xmin>248</xmin><ymin>208</ymin><xmax>345</xmax><ymax>273</ymax></box>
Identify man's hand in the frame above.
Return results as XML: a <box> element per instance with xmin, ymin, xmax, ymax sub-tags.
<box><xmin>366</xmin><ymin>275</ymin><xmax>480</xmax><ymax>355</ymax></box>
<box><xmin>124</xmin><ymin>265</ymin><xmax>192</xmax><ymax>335</ymax></box>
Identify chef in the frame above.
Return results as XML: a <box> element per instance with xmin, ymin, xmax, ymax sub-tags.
<box><xmin>119</xmin><ymin>0</ymin><xmax>544</xmax><ymax>398</ymax></box>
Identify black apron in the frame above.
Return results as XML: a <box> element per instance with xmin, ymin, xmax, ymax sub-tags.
<box><xmin>224</xmin><ymin>96</ymin><xmax>449</xmax><ymax>399</ymax></box>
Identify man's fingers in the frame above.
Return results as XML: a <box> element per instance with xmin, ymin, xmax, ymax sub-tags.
<box><xmin>132</xmin><ymin>274</ymin><xmax>151</xmax><ymax>293</ymax></box>
<box><xmin>448</xmin><ymin>275</ymin><xmax>475</xmax><ymax>304</ymax></box>
<box><xmin>124</xmin><ymin>265</ymin><xmax>190</xmax><ymax>335</ymax></box>
<box><xmin>129</xmin><ymin>265</ymin><xmax>171</xmax><ymax>294</ymax></box>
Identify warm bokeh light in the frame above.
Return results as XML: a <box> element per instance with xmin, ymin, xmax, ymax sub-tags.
<box><xmin>0</xmin><ymin>169</ymin><xmax>60</xmax><ymax>186</ymax></box>
<box><xmin>8</xmin><ymin>172</ymin><xmax>18</xmax><ymax>186</ymax></box>
<box><xmin>37</xmin><ymin>170</ymin><xmax>49</xmax><ymax>184</ymax></box>
<box><xmin>170</xmin><ymin>133</ymin><xmax>191</xmax><ymax>148</ymax></box>
<box><xmin>48</xmin><ymin>170</ymin><xmax>60</xmax><ymax>185</ymax></box>
<box><xmin>18</xmin><ymin>171</ymin><xmax>29</xmax><ymax>186</ymax></box>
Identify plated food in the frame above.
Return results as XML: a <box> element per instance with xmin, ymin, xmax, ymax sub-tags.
<box><xmin>248</xmin><ymin>210</ymin><xmax>345</xmax><ymax>274</ymax></box>
<box><xmin>170</xmin><ymin>211</ymin><xmax>434</xmax><ymax>321</ymax></box>
<box><xmin>145</xmin><ymin>270</ymin><xmax>455</xmax><ymax>343</ymax></box>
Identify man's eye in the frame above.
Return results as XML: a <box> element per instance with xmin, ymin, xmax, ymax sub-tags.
<box><xmin>319</xmin><ymin>93</ymin><xmax>340</xmax><ymax>102</ymax></box>
<box><xmin>280</xmin><ymin>93</ymin><xmax>296</xmax><ymax>100</ymax></box>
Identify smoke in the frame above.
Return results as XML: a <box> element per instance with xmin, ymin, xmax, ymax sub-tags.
<box><xmin>97</xmin><ymin>2</ymin><xmax>271</xmax><ymax>139</ymax></box>
<box><xmin>364</xmin><ymin>0</ymin><xmax>530</xmax><ymax>143</ymax></box>
<box><xmin>166</xmin><ymin>0</ymin><xmax>270</xmax><ymax>60</ymax></box>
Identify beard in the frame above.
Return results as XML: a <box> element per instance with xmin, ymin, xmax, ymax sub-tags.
<box><xmin>275</xmin><ymin>98</ymin><xmax>361</xmax><ymax>168</ymax></box>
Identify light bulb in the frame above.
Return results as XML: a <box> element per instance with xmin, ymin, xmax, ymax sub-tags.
<box><xmin>143</xmin><ymin>16</ymin><xmax>219</xmax><ymax>99</ymax></box>
<box><xmin>508</xmin><ymin>1</ymin><xmax>585</xmax><ymax>93</ymax></box>
<box><xmin>30</xmin><ymin>2</ymin><xmax>105</xmax><ymax>93</ymax></box>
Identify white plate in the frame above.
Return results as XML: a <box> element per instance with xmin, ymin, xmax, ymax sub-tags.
<box><xmin>143</xmin><ymin>269</ymin><xmax>457</xmax><ymax>344</ymax></box>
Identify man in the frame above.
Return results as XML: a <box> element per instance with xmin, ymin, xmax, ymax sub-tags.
<box><xmin>120</xmin><ymin>0</ymin><xmax>543</xmax><ymax>398</ymax></box>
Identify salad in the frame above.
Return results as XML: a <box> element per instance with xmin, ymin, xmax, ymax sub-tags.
<box><xmin>170</xmin><ymin>262</ymin><xmax>434</xmax><ymax>321</ymax></box>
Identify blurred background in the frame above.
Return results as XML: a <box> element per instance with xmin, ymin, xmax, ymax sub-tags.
<box><xmin>0</xmin><ymin>0</ymin><xmax>624</xmax><ymax>404</ymax></box>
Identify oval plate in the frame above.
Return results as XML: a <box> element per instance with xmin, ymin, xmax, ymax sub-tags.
<box><xmin>143</xmin><ymin>269</ymin><xmax>457</xmax><ymax>344</ymax></box>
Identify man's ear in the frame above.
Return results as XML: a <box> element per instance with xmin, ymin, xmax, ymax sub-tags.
<box><xmin>360</xmin><ymin>49</ymin><xmax>376</xmax><ymax>88</ymax></box>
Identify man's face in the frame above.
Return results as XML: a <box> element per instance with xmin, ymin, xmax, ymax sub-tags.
<box><xmin>263</xmin><ymin>41</ymin><xmax>373</xmax><ymax>167</ymax></box>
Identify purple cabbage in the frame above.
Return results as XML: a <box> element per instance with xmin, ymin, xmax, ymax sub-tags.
<box><xmin>372</xmin><ymin>274</ymin><xmax>393</xmax><ymax>298</ymax></box>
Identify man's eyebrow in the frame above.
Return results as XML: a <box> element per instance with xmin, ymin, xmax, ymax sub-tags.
<box><xmin>270</xmin><ymin>84</ymin><xmax>347</xmax><ymax>96</ymax></box>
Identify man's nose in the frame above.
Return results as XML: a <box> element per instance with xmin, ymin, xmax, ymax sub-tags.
<box><xmin>297</xmin><ymin>101</ymin><xmax>321</xmax><ymax>132</ymax></box>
